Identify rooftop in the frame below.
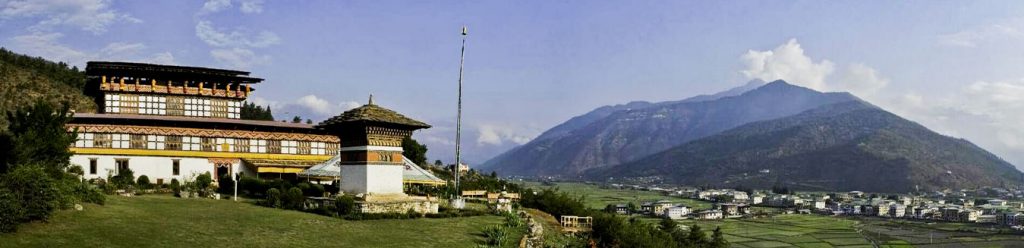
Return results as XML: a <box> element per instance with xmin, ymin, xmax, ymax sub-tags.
<box><xmin>71</xmin><ymin>113</ymin><xmax>316</xmax><ymax>130</ymax></box>
<box><xmin>86</xmin><ymin>61</ymin><xmax>264</xmax><ymax>84</ymax></box>
<box><xmin>317</xmin><ymin>96</ymin><xmax>430</xmax><ymax>129</ymax></box>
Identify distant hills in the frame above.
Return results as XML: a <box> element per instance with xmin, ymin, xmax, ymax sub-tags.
<box><xmin>481</xmin><ymin>80</ymin><xmax>1023</xmax><ymax>192</ymax></box>
<box><xmin>0</xmin><ymin>48</ymin><xmax>95</xmax><ymax>130</ymax></box>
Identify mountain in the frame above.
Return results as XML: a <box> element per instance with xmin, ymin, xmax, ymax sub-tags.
<box><xmin>0</xmin><ymin>48</ymin><xmax>95</xmax><ymax>130</ymax></box>
<box><xmin>480</xmin><ymin>80</ymin><xmax>858</xmax><ymax>177</ymax></box>
<box><xmin>589</xmin><ymin>101</ymin><xmax>1023</xmax><ymax>192</ymax></box>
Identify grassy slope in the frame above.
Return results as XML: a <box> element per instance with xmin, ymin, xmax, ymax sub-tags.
<box><xmin>0</xmin><ymin>58</ymin><xmax>95</xmax><ymax>129</ymax></box>
<box><xmin>0</xmin><ymin>195</ymin><xmax>504</xmax><ymax>247</ymax></box>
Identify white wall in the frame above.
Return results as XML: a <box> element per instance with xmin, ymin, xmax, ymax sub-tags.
<box><xmin>70</xmin><ymin>154</ymin><xmax>250</xmax><ymax>184</ymax></box>
<box><xmin>340</xmin><ymin>164</ymin><xmax>404</xmax><ymax>195</ymax></box>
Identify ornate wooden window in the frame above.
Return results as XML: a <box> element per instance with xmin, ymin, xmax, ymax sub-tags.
<box><xmin>214</xmin><ymin>138</ymin><xmax>234</xmax><ymax>152</ymax></box>
<box><xmin>130</xmin><ymin>134</ymin><xmax>146</xmax><ymax>149</ymax></box>
<box><xmin>267</xmin><ymin>140</ymin><xmax>281</xmax><ymax>154</ymax></box>
<box><xmin>138</xmin><ymin>95</ymin><xmax>166</xmax><ymax>115</ymax></box>
<box><xmin>165</xmin><ymin>135</ymin><xmax>182</xmax><ymax>150</ymax></box>
<box><xmin>111</xmin><ymin>134</ymin><xmax>130</xmax><ymax>149</ymax></box>
<box><xmin>201</xmin><ymin>137</ymin><xmax>216</xmax><ymax>151</ymax></box>
<box><xmin>234</xmin><ymin>139</ymin><xmax>250</xmax><ymax>153</ymax></box>
<box><xmin>326</xmin><ymin>143</ymin><xmax>339</xmax><ymax>155</ymax></box>
<box><xmin>166</xmin><ymin>96</ymin><xmax>185</xmax><ymax>116</ymax></box>
<box><xmin>93</xmin><ymin>133</ymin><xmax>112</xmax><ymax>148</ymax></box>
<box><xmin>115</xmin><ymin>159</ymin><xmax>130</xmax><ymax>174</ymax></box>
<box><xmin>185</xmin><ymin>97</ymin><xmax>211</xmax><ymax>117</ymax></box>
<box><xmin>104</xmin><ymin>94</ymin><xmax>122</xmax><ymax>113</ymax></box>
<box><xmin>297</xmin><ymin>141</ymin><xmax>311</xmax><ymax>155</ymax></box>
<box><xmin>146</xmin><ymin>135</ymin><xmax>165</xmax><ymax>150</ymax></box>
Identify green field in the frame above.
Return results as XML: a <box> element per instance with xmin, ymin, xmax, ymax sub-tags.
<box><xmin>520</xmin><ymin>181</ymin><xmax>712</xmax><ymax>209</ymax></box>
<box><xmin>0</xmin><ymin>195</ymin><xmax>512</xmax><ymax>247</ymax></box>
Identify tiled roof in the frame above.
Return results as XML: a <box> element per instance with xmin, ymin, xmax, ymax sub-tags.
<box><xmin>317</xmin><ymin>102</ymin><xmax>430</xmax><ymax>129</ymax></box>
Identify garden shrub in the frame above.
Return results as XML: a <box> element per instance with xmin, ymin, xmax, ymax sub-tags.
<box><xmin>284</xmin><ymin>187</ymin><xmax>305</xmax><ymax>210</ymax></box>
<box><xmin>136</xmin><ymin>175</ymin><xmax>151</xmax><ymax>190</ymax></box>
<box><xmin>265</xmin><ymin>188</ymin><xmax>282</xmax><ymax>208</ymax></box>
<box><xmin>2</xmin><ymin>165</ymin><xmax>59</xmax><ymax>222</ymax></box>
<box><xmin>482</xmin><ymin>225</ymin><xmax>509</xmax><ymax>246</ymax></box>
<box><xmin>0</xmin><ymin>189</ymin><xmax>24</xmax><ymax>233</ymax></box>
<box><xmin>218</xmin><ymin>173</ymin><xmax>234</xmax><ymax>195</ymax></box>
<box><xmin>195</xmin><ymin>172</ymin><xmax>213</xmax><ymax>196</ymax></box>
<box><xmin>170</xmin><ymin>178</ymin><xmax>181</xmax><ymax>196</ymax></box>
<box><xmin>111</xmin><ymin>167</ymin><xmax>135</xmax><ymax>189</ymax></box>
<box><xmin>503</xmin><ymin>211</ymin><xmax>524</xmax><ymax>228</ymax></box>
<box><xmin>335</xmin><ymin>195</ymin><xmax>357</xmax><ymax>215</ymax></box>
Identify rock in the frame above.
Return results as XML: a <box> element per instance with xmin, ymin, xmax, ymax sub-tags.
<box><xmin>74</xmin><ymin>204</ymin><xmax>83</xmax><ymax>211</ymax></box>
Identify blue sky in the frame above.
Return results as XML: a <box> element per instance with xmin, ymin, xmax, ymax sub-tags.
<box><xmin>3</xmin><ymin>1</ymin><xmax>1024</xmax><ymax>170</ymax></box>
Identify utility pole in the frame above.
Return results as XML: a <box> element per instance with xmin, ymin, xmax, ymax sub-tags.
<box><xmin>451</xmin><ymin>26</ymin><xmax>468</xmax><ymax>209</ymax></box>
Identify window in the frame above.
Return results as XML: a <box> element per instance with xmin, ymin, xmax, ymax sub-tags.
<box><xmin>249</xmin><ymin>139</ymin><xmax>267</xmax><ymax>153</ymax></box>
<box><xmin>138</xmin><ymin>95</ymin><xmax>167</xmax><ymax>115</ymax></box>
<box><xmin>165</xmin><ymin>135</ymin><xmax>182</xmax><ymax>150</ymax></box>
<box><xmin>166</xmin><ymin>96</ymin><xmax>184</xmax><ymax>116</ymax></box>
<box><xmin>147</xmin><ymin>135</ymin><xmax>165</xmax><ymax>150</ymax></box>
<box><xmin>267</xmin><ymin>140</ymin><xmax>281</xmax><ymax>154</ymax></box>
<box><xmin>281</xmin><ymin>140</ymin><xmax>297</xmax><ymax>154</ymax></box>
<box><xmin>93</xmin><ymin>133</ymin><xmax>112</xmax><ymax>148</ymax></box>
<box><xmin>201</xmin><ymin>137</ymin><xmax>216</xmax><ymax>151</ymax></box>
<box><xmin>104</xmin><ymin>94</ymin><xmax>121</xmax><ymax>113</ymax></box>
<box><xmin>89</xmin><ymin>158</ymin><xmax>97</xmax><ymax>175</ymax></box>
<box><xmin>115</xmin><ymin>159</ymin><xmax>129</xmax><ymax>174</ymax></box>
<box><xmin>297</xmin><ymin>141</ymin><xmax>311</xmax><ymax>155</ymax></box>
<box><xmin>75</xmin><ymin>133</ymin><xmax>94</xmax><ymax>148</ymax></box>
<box><xmin>234</xmin><ymin>139</ymin><xmax>250</xmax><ymax>153</ymax></box>
<box><xmin>215</xmin><ymin>138</ymin><xmax>235</xmax><ymax>152</ymax></box>
<box><xmin>184</xmin><ymin>97</ymin><xmax>211</xmax><ymax>117</ymax></box>
<box><xmin>310</xmin><ymin>142</ymin><xmax>326</xmax><ymax>155</ymax></box>
<box><xmin>183</xmin><ymin>136</ymin><xmax>201</xmax><ymax>151</ymax></box>
<box><xmin>111</xmin><ymin>134</ymin><xmax>130</xmax><ymax>149</ymax></box>
<box><xmin>172</xmin><ymin>160</ymin><xmax>180</xmax><ymax>176</ymax></box>
<box><xmin>326</xmin><ymin>143</ymin><xmax>339</xmax><ymax>155</ymax></box>
<box><xmin>130</xmin><ymin>134</ymin><xmax>146</xmax><ymax>149</ymax></box>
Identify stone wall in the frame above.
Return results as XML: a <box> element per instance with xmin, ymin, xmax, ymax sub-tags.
<box><xmin>358</xmin><ymin>199</ymin><xmax>439</xmax><ymax>214</ymax></box>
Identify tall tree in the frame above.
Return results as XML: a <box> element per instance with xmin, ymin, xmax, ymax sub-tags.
<box><xmin>402</xmin><ymin>137</ymin><xmax>428</xmax><ymax>165</ymax></box>
<box><xmin>2</xmin><ymin>101</ymin><xmax>76</xmax><ymax>176</ymax></box>
<box><xmin>711</xmin><ymin>226</ymin><xmax>728</xmax><ymax>248</ymax></box>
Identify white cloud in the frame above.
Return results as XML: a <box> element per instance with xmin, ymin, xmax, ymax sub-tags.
<box><xmin>740</xmin><ymin>39</ymin><xmax>835</xmax><ymax>91</ymax></box>
<box><xmin>296</xmin><ymin>95</ymin><xmax>360</xmax><ymax>116</ymax></box>
<box><xmin>239</xmin><ymin>0</ymin><xmax>263</xmax><ymax>14</ymax></box>
<box><xmin>0</xmin><ymin>0</ymin><xmax>139</xmax><ymax>34</ymax></box>
<box><xmin>832</xmin><ymin>63</ymin><xmax>890</xmax><ymax>96</ymax></box>
<box><xmin>210</xmin><ymin>48</ymin><xmax>269</xmax><ymax>69</ymax></box>
<box><xmin>939</xmin><ymin>20</ymin><xmax>1024</xmax><ymax>48</ymax></box>
<box><xmin>195</xmin><ymin>20</ymin><xmax>281</xmax><ymax>48</ymax></box>
<box><xmin>476</xmin><ymin>124</ymin><xmax>536</xmax><ymax>146</ymax></box>
<box><xmin>198</xmin><ymin>0</ymin><xmax>232</xmax><ymax>15</ymax></box>
<box><xmin>9</xmin><ymin>33</ymin><xmax>176</xmax><ymax>67</ymax></box>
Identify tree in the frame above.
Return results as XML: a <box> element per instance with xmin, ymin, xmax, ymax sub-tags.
<box><xmin>239</xmin><ymin>102</ymin><xmax>275</xmax><ymax>121</ymax></box>
<box><xmin>291</xmin><ymin>116</ymin><xmax>302</xmax><ymax>123</ymax></box>
<box><xmin>305</xmin><ymin>119</ymin><xmax>313</xmax><ymax>124</ymax></box>
<box><xmin>401</xmin><ymin>137</ymin><xmax>428</xmax><ymax>165</ymax></box>
<box><xmin>658</xmin><ymin>217</ymin><xmax>678</xmax><ymax>232</ymax></box>
<box><xmin>2</xmin><ymin>101</ymin><xmax>77</xmax><ymax>176</ymax></box>
<box><xmin>711</xmin><ymin>226</ymin><xmax>728</xmax><ymax>248</ymax></box>
<box><xmin>433</xmin><ymin>160</ymin><xmax>443</xmax><ymax>167</ymax></box>
<box><xmin>687</xmin><ymin>225</ymin><xmax>708</xmax><ymax>246</ymax></box>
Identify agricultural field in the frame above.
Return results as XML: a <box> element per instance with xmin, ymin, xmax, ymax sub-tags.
<box><xmin>519</xmin><ymin>181</ymin><xmax>712</xmax><ymax>210</ymax></box>
<box><xmin>671</xmin><ymin>215</ymin><xmax>877</xmax><ymax>248</ymax></box>
<box><xmin>0</xmin><ymin>195</ymin><xmax>512</xmax><ymax>248</ymax></box>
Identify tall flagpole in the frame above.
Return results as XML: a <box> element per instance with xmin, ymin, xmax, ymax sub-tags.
<box><xmin>453</xmin><ymin>26</ymin><xmax>467</xmax><ymax>209</ymax></box>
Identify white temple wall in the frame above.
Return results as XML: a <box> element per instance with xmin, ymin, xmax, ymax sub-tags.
<box><xmin>70</xmin><ymin>154</ymin><xmax>246</xmax><ymax>184</ymax></box>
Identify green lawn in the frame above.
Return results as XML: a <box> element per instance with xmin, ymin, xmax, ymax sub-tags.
<box><xmin>520</xmin><ymin>181</ymin><xmax>712</xmax><ymax>209</ymax></box>
<box><xmin>0</xmin><ymin>195</ymin><xmax>508</xmax><ymax>247</ymax></box>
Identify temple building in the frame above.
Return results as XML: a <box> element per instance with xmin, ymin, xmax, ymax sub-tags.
<box><xmin>68</xmin><ymin>61</ymin><xmax>443</xmax><ymax>188</ymax></box>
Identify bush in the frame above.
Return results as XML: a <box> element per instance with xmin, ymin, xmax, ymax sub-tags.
<box><xmin>170</xmin><ymin>178</ymin><xmax>181</xmax><ymax>196</ymax></box>
<box><xmin>265</xmin><ymin>188</ymin><xmax>282</xmax><ymax>208</ymax></box>
<box><xmin>503</xmin><ymin>211</ymin><xmax>524</xmax><ymax>228</ymax></box>
<box><xmin>111</xmin><ymin>167</ymin><xmax>135</xmax><ymax>189</ymax></box>
<box><xmin>284</xmin><ymin>187</ymin><xmax>305</xmax><ymax>210</ymax></box>
<box><xmin>335</xmin><ymin>195</ymin><xmax>356</xmax><ymax>215</ymax></box>
<box><xmin>301</xmin><ymin>183</ymin><xmax>325</xmax><ymax>197</ymax></box>
<box><xmin>67</xmin><ymin>165</ymin><xmax>84</xmax><ymax>176</ymax></box>
<box><xmin>195</xmin><ymin>172</ymin><xmax>213</xmax><ymax>195</ymax></box>
<box><xmin>482</xmin><ymin>225</ymin><xmax>510</xmax><ymax>246</ymax></box>
<box><xmin>218</xmin><ymin>173</ymin><xmax>234</xmax><ymax>195</ymax></box>
<box><xmin>0</xmin><ymin>189</ymin><xmax>24</xmax><ymax>233</ymax></box>
<box><xmin>238</xmin><ymin>176</ymin><xmax>267</xmax><ymax>197</ymax></box>
<box><xmin>136</xmin><ymin>175</ymin><xmax>151</xmax><ymax>190</ymax></box>
<box><xmin>2</xmin><ymin>165</ymin><xmax>59</xmax><ymax>222</ymax></box>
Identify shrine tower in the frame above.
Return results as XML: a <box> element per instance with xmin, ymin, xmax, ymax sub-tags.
<box><xmin>316</xmin><ymin>96</ymin><xmax>430</xmax><ymax>195</ymax></box>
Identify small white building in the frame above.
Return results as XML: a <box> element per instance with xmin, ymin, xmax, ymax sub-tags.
<box><xmin>694</xmin><ymin>210</ymin><xmax>723</xmax><ymax>220</ymax></box>
<box><xmin>663</xmin><ymin>205</ymin><xmax>690</xmax><ymax>219</ymax></box>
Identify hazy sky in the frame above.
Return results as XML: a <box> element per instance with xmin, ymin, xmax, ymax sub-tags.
<box><xmin>3</xmin><ymin>1</ymin><xmax>1024</xmax><ymax>170</ymax></box>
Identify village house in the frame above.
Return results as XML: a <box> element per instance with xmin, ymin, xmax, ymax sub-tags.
<box><xmin>663</xmin><ymin>205</ymin><xmax>690</xmax><ymax>220</ymax></box>
<box><xmin>694</xmin><ymin>209</ymin><xmax>723</xmax><ymax>220</ymax></box>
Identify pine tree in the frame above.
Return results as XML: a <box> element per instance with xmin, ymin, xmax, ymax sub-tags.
<box><xmin>711</xmin><ymin>226</ymin><xmax>728</xmax><ymax>248</ymax></box>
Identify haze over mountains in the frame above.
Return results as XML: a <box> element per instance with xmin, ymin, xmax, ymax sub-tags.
<box><xmin>481</xmin><ymin>80</ymin><xmax>1023</xmax><ymax>192</ymax></box>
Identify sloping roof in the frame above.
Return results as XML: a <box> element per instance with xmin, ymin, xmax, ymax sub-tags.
<box><xmin>297</xmin><ymin>154</ymin><xmax>445</xmax><ymax>185</ymax></box>
<box><xmin>317</xmin><ymin>102</ymin><xmax>430</xmax><ymax>129</ymax></box>
<box><xmin>243</xmin><ymin>159</ymin><xmax>323</xmax><ymax>168</ymax></box>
